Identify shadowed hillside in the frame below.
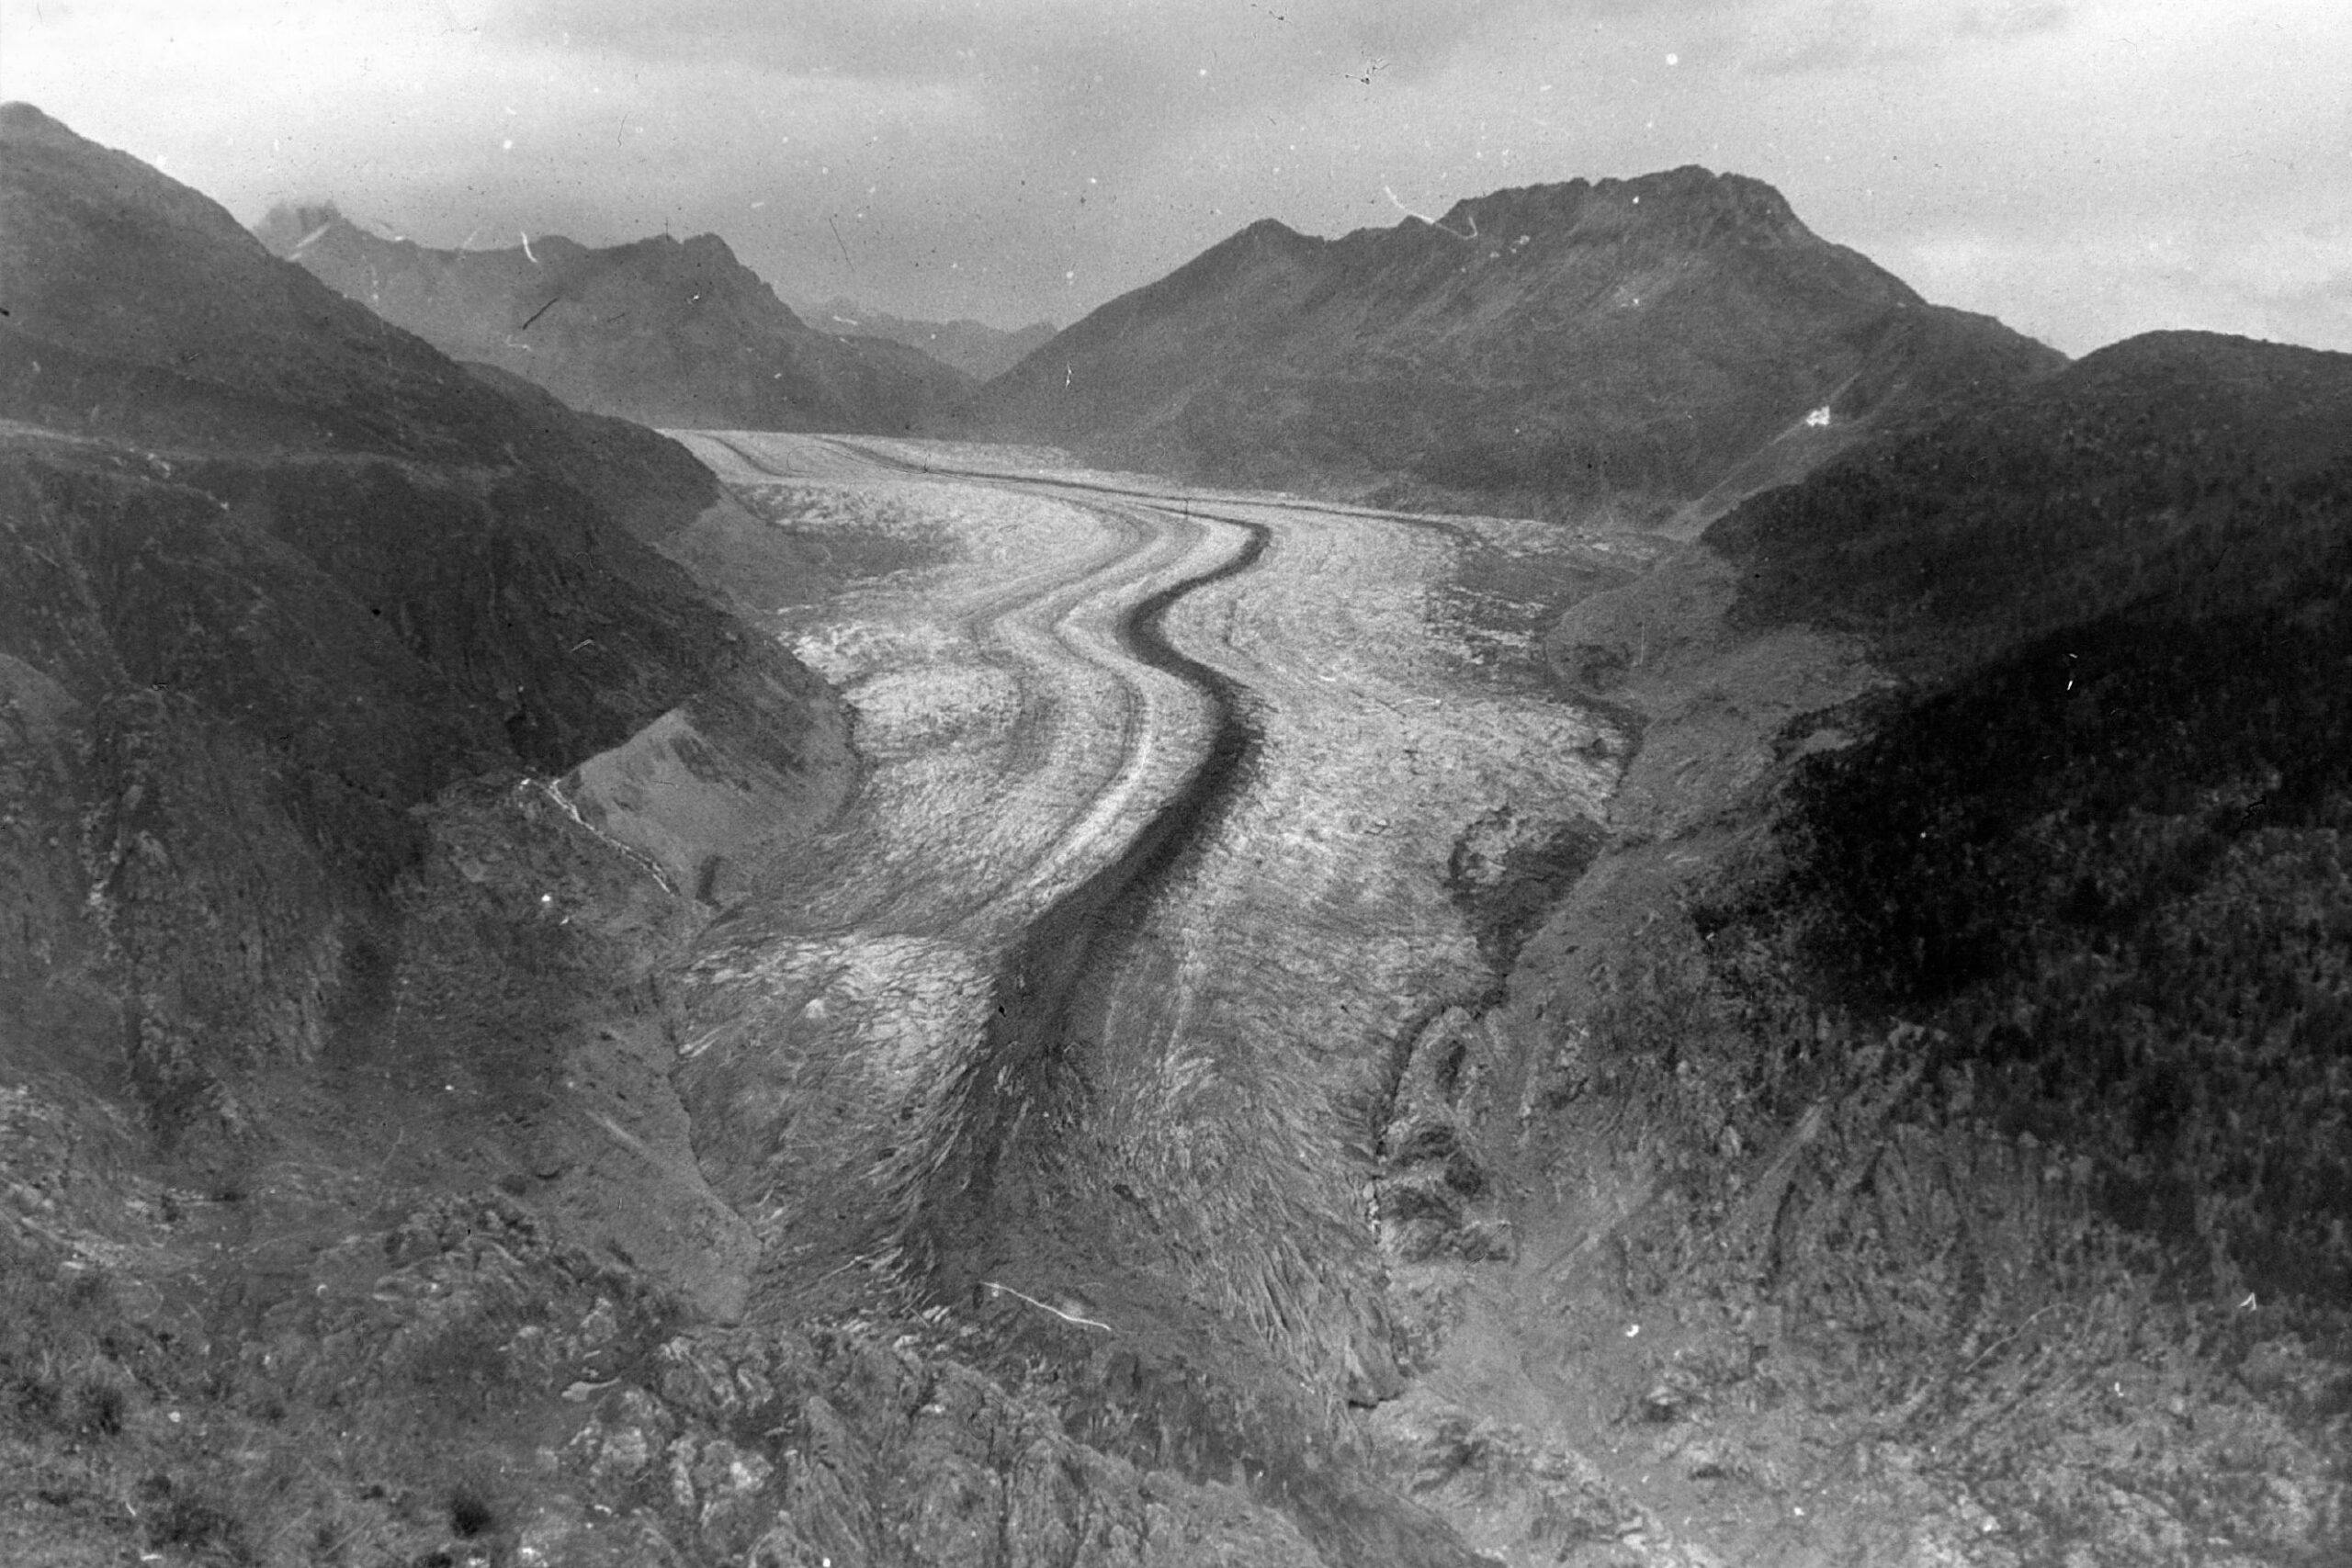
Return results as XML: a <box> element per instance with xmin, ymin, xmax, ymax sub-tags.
<box><xmin>0</xmin><ymin>98</ymin><xmax>848</xmax><ymax>934</ymax></box>
<box><xmin>257</xmin><ymin>203</ymin><xmax>967</xmax><ymax>434</ymax></box>
<box><xmin>1466</xmin><ymin>330</ymin><xmax>2352</xmax><ymax>1562</ymax></box>
<box><xmin>974</xmin><ymin>167</ymin><xmax>2062</xmax><ymax>520</ymax></box>
<box><xmin>1705</xmin><ymin>328</ymin><xmax>2352</xmax><ymax>1315</ymax></box>
<box><xmin>1711</xmin><ymin>330</ymin><xmax>2352</xmax><ymax>665</ymax></box>
<box><xmin>0</xmin><ymin>103</ymin><xmax>858</xmax><ymax>1566</ymax></box>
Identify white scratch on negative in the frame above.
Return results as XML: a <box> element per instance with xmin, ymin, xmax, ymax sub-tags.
<box><xmin>983</xmin><ymin>1280</ymin><xmax>1114</xmax><ymax>1333</ymax></box>
<box><xmin>1383</xmin><ymin>186</ymin><xmax>1477</xmax><ymax>241</ymax></box>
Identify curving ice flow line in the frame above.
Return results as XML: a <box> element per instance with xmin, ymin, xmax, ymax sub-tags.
<box><xmin>684</xmin><ymin>433</ymin><xmax>1240</xmax><ymax>929</ymax></box>
<box><xmin>995</xmin><ymin>500</ymin><xmax>1250</xmax><ymax>909</ymax></box>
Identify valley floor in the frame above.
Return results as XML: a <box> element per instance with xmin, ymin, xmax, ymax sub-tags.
<box><xmin>6</xmin><ymin>431</ymin><xmax>2338</xmax><ymax>1567</ymax></box>
<box><xmin>655</xmin><ymin>434</ymin><xmax>1627</xmax><ymax>1343</ymax></box>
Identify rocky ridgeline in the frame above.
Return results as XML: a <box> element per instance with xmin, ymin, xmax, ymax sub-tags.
<box><xmin>260</xmin><ymin>204</ymin><xmax>970</xmax><ymax>434</ymax></box>
<box><xmin>972</xmin><ymin>166</ymin><xmax>2063</xmax><ymax>521</ymax></box>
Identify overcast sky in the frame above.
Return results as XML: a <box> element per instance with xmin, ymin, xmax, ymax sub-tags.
<box><xmin>5</xmin><ymin>0</ymin><xmax>2346</xmax><ymax>354</ymax></box>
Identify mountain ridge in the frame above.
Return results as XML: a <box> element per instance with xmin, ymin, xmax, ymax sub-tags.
<box><xmin>1706</xmin><ymin>326</ymin><xmax>2352</xmax><ymax>667</ymax></box>
<box><xmin>970</xmin><ymin>164</ymin><xmax>2062</xmax><ymax>519</ymax></box>
<box><xmin>1</xmin><ymin>96</ymin><xmax>852</xmax><ymax>1135</ymax></box>
<box><xmin>257</xmin><ymin>202</ymin><xmax>967</xmax><ymax>434</ymax></box>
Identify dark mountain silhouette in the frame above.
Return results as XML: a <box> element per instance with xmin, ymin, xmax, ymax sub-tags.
<box><xmin>804</xmin><ymin>295</ymin><xmax>1058</xmax><ymax>380</ymax></box>
<box><xmin>973</xmin><ymin>167</ymin><xmax>2062</xmax><ymax>518</ymax></box>
<box><xmin>256</xmin><ymin>203</ymin><xmax>967</xmax><ymax>433</ymax></box>
<box><xmin>1718</xmin><ymin>327</ymin><xmax>2352</xmax><ymax>1346</ymax></box>
<box><xmin>0</xmin><ymin>96</ymin><xmax>848</xmax><ymax>1153</ymax></box>
<box><xmin>1710</xmin><ymin>329</ymin><xmax>2352</xmax><ymax>667</ymax></box>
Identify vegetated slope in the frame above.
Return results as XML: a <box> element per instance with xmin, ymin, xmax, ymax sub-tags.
<box><xmin>257</xmin><ymin>202</ymin><xmax>967</xmax><ymax>433</ymax></box>
<box><xmin>1471</xmin><ymin>331</ymin><xmax>2352</xmax><ymax>1563</ymax></box>
<box><xmin>1711</xmin><ymin>330</ymin><xmax>2352</xmax><ymax>667</ymax></box>
<box><xmin>973</xmin><ymin>167</ymin><xmax>2062</xmax><ymax>519</ymax></box>
<box><xmin>1711</xmin><ymin>330</ymin><xmax>2352</xmax><ymax>1308</ymax></box>
<box><xmin>805</xmin><ymin>294</ymin><xmax>1059</xmax><ymax>380</ymax></box>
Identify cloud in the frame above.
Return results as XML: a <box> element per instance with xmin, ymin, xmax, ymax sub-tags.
<box><xmin>1956</xmin><ymin>1</ymin><xmax>2070</xmax><ymax>39</ymax></box>
<box><xmin>2</xmin><ymin>0</ymin><xmax>2346</xmax><ymax>350</ymax></box>
<box><xmin>1890</xmin><ymin>226</ymin><xmax>2352</xmax><ymax>355</ymax></box>
<box><xmin>1738</xmin><ymin>0</ymin><xmax>2075</xmax><ymax>76</ymax></box>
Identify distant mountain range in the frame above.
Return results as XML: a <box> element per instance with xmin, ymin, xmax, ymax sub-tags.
<box><xmin>800</xmin><ymin>296</ymin><xmax>1057</xmax><ymax>381</ymax></box>
<box><xmin>973</xmin><ymin>168</ymin><xmax>2062</xmax><ymax>520</ymax></box>
<box><xmin>254</xmin><ymin>171</ymin><xmax>2061</xmax><ymax>527</ymax></box>
<box><xmin>255</xmin><ymin>205</ymin><xmax>967</xmax><ymax>434</ymax></box>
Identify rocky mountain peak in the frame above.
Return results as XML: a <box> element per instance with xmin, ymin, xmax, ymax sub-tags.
<box><xmin>2</xmin><ymin>107</ymin><xmax>547</xmax><ymax>462</ymax></box>
<box><xmin>629</xmin><ymin>231</ymin><xmax>808</xmax><ymax>326</ymax></box>
<box><xmin>975</xmin><ymin>164</ymin><xmax>2052</xmax><ymax>513</ymax></box>
<box><xmin>677</xmin><ymin>230</ymin><xmax>739</xmax><ymax>262</ymax></box>
<box><xmin>262</xmin><ymin>203</ymin><xmax>966</xmax><ymax>431</ymax></box>
<box><xmin>1238</xmin><ymin>214</ymin><xmax>1315</xmax><ymax>246</ymax></box>
<box><xmin>1434</xmin><ymin>165</ymin><xmax>1813</xmax><ymax>251</ymax></box>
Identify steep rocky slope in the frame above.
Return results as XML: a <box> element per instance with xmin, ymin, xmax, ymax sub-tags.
<box><xmin>807</xmin><ymin>295</ymin><xmax>1059</xmax><ymax>380</ymax></box>
<box><xmin>1403</xmin><ymin>329</ymin><xmax>2352</xmax><ymax>1563</ymax></box>
<box><xmin>0</xmin><ymin>99</ymin><xmax>856</xmax><ymax>1102</ymax></box>
<box><xmin>972</xmin><ymin>167</ymin><xmax>2062</xmax><ymax>520</ymax></box>
<box><xmin>0</xmin><ymin>103</ymin><xmax>825</xmax><ymax>1562</ymax></box>
<box><xmin>257</xmin><ymin>203</ymin><xmax>967</xmax><ymax>434</ymax></box>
